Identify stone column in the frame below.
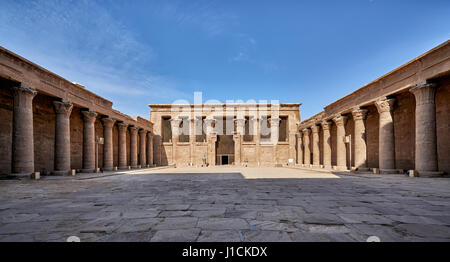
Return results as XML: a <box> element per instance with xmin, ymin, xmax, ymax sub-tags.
<box><xmin>146</xmin><ymin>132</ymin><xmax>153</xmax><ymax>167</ymax></box>
<box><xmin>139</xmin><ymin>129</ymin><xmax>147</xmax><ymax>167</ymax></box>
<box><xmin>332</xmin><ymin>115</ymin><xmax>348</xmax><ymax>171</ymax></box>
<box><xmin>321</xmin><ymin>121</ymin><xmax>332</xmax><ymax>169</ymax></box>
<box><xmin>256</xmin><ymin>118</ymin><xmax>261</xmax><ymax>166</ymax></box>
<box><xmin>129</xmin><ymin>126</ymin><xmax>139</xmax><ymax>168</ymax></box>
<box><xmin>170</xmin><ymin>118</ymin><xmax>182</xmax><ymax>166</ymax></box>
<box><xmin>118</xmin><ymin>122</ymin><xmax>128</xmax><ymax>169</ymax></box>
<box><xmin>311</xmin><ymin>125</ymin><xmax>320</xmax><ymax>167</ymax></box>
<box><xmin>204</xmin><ymin>118</ymin><xmax>216</xmax><ymax>165</ymax></box>
<box><xmin>352</xmin><ymin>108</ymin><xmax>369</xmax><ymax>170</ymax></box>
<box><xmin>297</xmin><ymin>132</ymin><xmax>303</xmax><ymax>165</ymax></box>
<box><xmin>302</xmin><ymin>128</ymin><xmax>311</xmax><ymax>166</ymax></box>
<box><xmin>81</xmin><ymin>111</ymin><xmax>97</xmax><ymax>173</ymax></box>
<box><xmin>209</xmin><ymin>133</ymin><xmax>217</xmax><ymax>166</ymax></box>
<box><xmin>375</xmin><ymin>98</ymin><xmax>396</xmax><ymax>172</ymax></box>
<box><xmin>410</xmin><ymin>83</ymin><xmax>442</xmax><ymax>176</ymax></box>
<box><xmin>189</xmin><ymin>118</ymin><xmax>195</xmax><ymax>166</ymax></box>
<box><xmin>234</xmin><ymin>118</ymin><xmax>245</xmax><ymax>166</ymax></box>
<box><xmin>101</xmin><ymin>117</ymin><xmax>115</xmax><ymax>171</ymax></box>
<box><xmin>271</xmin><ymin>117</ymin><xmax>281</xmax><ymax>165</ymax></box>
<box><xmin>11</xmin><ymin>85</ymin><xmax>37</xmax><ymax>174</ymax></box>
<box><xmin>52</xmin><ymin>101</ymin><xmax>73</xmax><ymax>175</ymax></box>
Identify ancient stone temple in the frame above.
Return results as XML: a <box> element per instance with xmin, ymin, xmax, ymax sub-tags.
<box><xmin>0</xmin><ymin>40</ymin><xmax>449</xmax><ymax>177</ymax></box>
<box><xmin>0</xmin><ymin>47</ymin><xmax>153</xmax><ymax>176</ymax></box>
<box><xmin>298</xmin><ymin>40</ymin><xmax>450</xmax><ymax>177</ymax></box>
<box><xmin>149</xmin><ymin>103</ymin><xmax>301</xmax><ymax>167</ymax></box>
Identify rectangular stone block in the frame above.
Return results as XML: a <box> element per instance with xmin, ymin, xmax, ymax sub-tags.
<box><xmin>408</xmin><ymin>170</ymin><xmax>419</xmax><ymax>177</ymax></box>
<box><xmin>70</xmin><ymin>169</ymin><xmax>76</xmax><ymax>176</ymax></box>
<box><xmin>30</xmin><ymin>172</ymin><xmax>40</xmax><ymax>180</ymax></box>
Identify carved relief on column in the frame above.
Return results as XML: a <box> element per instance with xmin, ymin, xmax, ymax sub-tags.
<box><xmin>375</xmin><ymin>97</ymin><xmax>396</xmax><ymax>172</ymax></box>
<box><xmin>146</xmin><ymin>131</ymin><xmax>154</xmax><ymax>167</ymax></box>
<box><xmin>270</xmin><ymin>117</ymin><xmax>281</xmax><ymax>165</ymax></box>
<box><xmin>189</xmin><ymin>118</ymin><xmax>195</xmax><ymax>166</ymax></box>
<box><xmin>117</xmin><ymin>122</ymin><xmax>128</xmax><ymax>169</ymax></box>
<box><xmin>204</xmin><ymin>118</ymin><xmax>216</xmax><ymax>165</ymax></box>
<box><xmin>297</xmin><ymin>132</ymin><xmax>303</xmax><ymax>165</ymax></box>
<box><xmin>139</xmin><ymin>129</ymin><xmax>147</xmax><ymax>167</ymax></box>
<box><xmin>101</xmin><ymin>117</ymin><xmax>115</xmax><ymax>171</ymax></box>
<box><xmin>302</xmin><ymin>128</ymin><xmax>311</xmax><ymax>167</ymax></box>
<box><xmin>311</xmin><ymin>125</ymin><xmax>320</xmax><ymax>167</ymax></box>
<box><xmin>11</xmin><ymin>85</ymin><xmax>37</xmax><ymax>174</ymax></box>
<box><xmin>321</xmin><ymin>121</ymin><xmax>332</xmax><ymax>169</ymax></box>
<box><xmin>351</xmin><ymin>108</ymin><xmax>368</xmax><ymax>170</ymax></box>
<box><xmin>53</xmin><ymin>101</ymin><xmax>73</xmax><ymax>175</ymax></box>
<box><xmin>169</xmin><ymin>118</ymin><xmax>182</xmax><ymax>166</ymax></box>
<box><xmin>233</xmin><ymin>118</ymin><xmax>245</xmax><ymax>166</ymax></box>
<box><xmin>332</xmin><ymin>115</ymin><xmax>348</xmax><ymax>170</ymax></box>
<box><xmin>81</xmin><ymin>110</ymin><xmax>97</xmax><ymax>173</ymax></box>
<box><xmin>129</xmin><ymin>126</ymin><xmax>139</xmax><ymax>168</ymax></box>
<box><xmin>410</xmin><ymin>83</ymin><xmax>442</xmax><ymax>176</ymax></box>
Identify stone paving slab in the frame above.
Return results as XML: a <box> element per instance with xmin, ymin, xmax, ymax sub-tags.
<box><xmin>0</xmin><ymin>167</ymin><xmax>449</xmax><ymax>242</ymax></box>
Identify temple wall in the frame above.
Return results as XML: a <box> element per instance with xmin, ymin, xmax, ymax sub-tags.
<box><xmin>393</xmin><ymin>92</ymin><xmax>415</xmax><ymax>171</ymax></box>
<box><xmin>33</xmin><ymin>94</ymin><xmax>56</xmax><ymax>174</ymax></box>
<box><xmin>366</xmin><ymin>105</ymin><xmax>379</xmax><ymax>168</ymax></box>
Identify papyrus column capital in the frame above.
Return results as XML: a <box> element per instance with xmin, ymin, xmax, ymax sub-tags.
<box><xmin>375</xmin><ymin>97</ymin><xmax>395</xmax><ymax>114</ymax></box>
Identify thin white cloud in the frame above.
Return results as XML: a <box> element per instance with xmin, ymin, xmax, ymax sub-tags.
<box><xmin>0</xmin><ymin>0</ymin><xmax>190</xmax><ymax>117</ymax></box>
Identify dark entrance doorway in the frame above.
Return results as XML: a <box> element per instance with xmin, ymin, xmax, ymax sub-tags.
<box><xmin>221</xmin><ymin>155</ymin><xmax>229</xmax><ymax>165</ymax></box>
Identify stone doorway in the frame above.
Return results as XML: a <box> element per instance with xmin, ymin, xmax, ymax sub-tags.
<box><xmin>216</xmin><ymin>135</ymin><xmax>234</xmax><ymax>165</ymax></box>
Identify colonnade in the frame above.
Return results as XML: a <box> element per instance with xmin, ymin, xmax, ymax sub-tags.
<box><xmin>297</xmin><ymin>83</ymin><xmax>442</xmax><ymax>176</ymax></box>
<box><xmin>10</xmin><ymin>84</ymin><xmax>153</xmax><ymax>176</ymax></box>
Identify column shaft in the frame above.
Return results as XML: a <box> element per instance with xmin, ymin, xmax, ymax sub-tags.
<box><xmin>302</xmin><ymin>129</ymin><xmax>311</xmax><ymax>166</ymax></box>
<box><xmin>333</xmin><ymin>115</ymin><xmax>347</xmax><ymax>170</ymax></box>
<box><xmin>139</xmin><ymin>129</ymin><xmax>147</xmax><ymax>167</ymax></box>
<box><xmin>375</xmin><ymin>98</ymin><xmax>396</xmax><ymax>171</ymax></box>
<box><xmin>118</xmin><ymin>123</ymin><xmax>128</xmax><ymax>169</ymax></box>
<box><xmin>170</xmin><ymin>119</ymin><xmax>182</xmax><ymax>166</ymax></box>
<box><xmin>81</xmin><ymin>111</ymin><xmax>97</xmax><ymax>173</ymax></box>
<box><xmin>12</xmin><ymin>85</ymin><xmax>37</xmax><ymax>174</ymax></box>
<box><xmin>311</xmin><ymin>125</ymin><xmax>320</xmax><ymax>167</ymax></box>
<box><xmin>147</xmin><ymin>132</ymin><xmax>153</xmax><ymax>166</ymax></box>
<box><xmin>297</xmin><ymin>132</ymin><xmax>303</xmax><ymax>165</ymax></box>
<box><xmin>53</xmin><ymin>101</ymin><xmax>73</xmax><ymax>175</ymax></box>
<box><xmin>410</xmin><ymin>83</ymin><xmax>440</xmax><ymax>175</ymax></box>
<box><xmin>129</xmin><ymin>126</ymin><xmax>139</xmax><ymax>168</ymax></box>
<box><xmin>321</xmin><ymin>121</ymin><xmax>332</xmax><ymax>169</ymax></box>
<box><xmin>352</xmin><ymin>109</ymin><xmax>368</xmax><ymax>170</ymax></box>
<box><xmin>102</xmin><ymin>117</ymin><xmax>115</xmax><ymax>171</ymax></box>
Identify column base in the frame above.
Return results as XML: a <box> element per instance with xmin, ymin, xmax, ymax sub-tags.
<box><xmin>131</xmin><ymin>165</ymin><xmax>139</xmax><ymax>169</ymax></box>
<box><xmin>323</xmin><ymin>165</ymin><xmax>332</xmax><ymax>169</ymax></box>
<box><xmin>11</xmin><ymin>172</ymin><xmax>33</xmax><ymax>178</ymax></box>
<box><xmin>332</xmin><ymin>165</ymin><xmax>348</xmax><ymax>171</ymax></box>
<box><xmin>311</xmin><ymin>165</ymin><xmax>321</xmax><ymax>168</ymax></box>
<box><xmin>81</xmin><ymin>168</ymin><xmax>94</xmax><ymax>173</ymax></box>
<box><xmin>51</xmin><ymin>170</ymin><xmax>69</xmax><ymax>176</ymax></box>
<box><xmin>119</xmin><ymin>166</ymin><xmax>129</xmax><ymax>170</ymax></box>
<box><xmin>380</xmin><ymin>169</ymin><xmax>403</xmax><ymax>174</ymax></box>
<box><xmin>417</xmin><ymin>171</ymin><xmax>444</xmax><ymax>178</ymax></box>
<box><xmin>356</xmin><ymin>167</ymin><xmax>370</xmax><ymax>172</ymax></box>
<box><xmin>102</xmin><ymin>167</ymin><xmax>114</xmax><ymax>171</ymax></box>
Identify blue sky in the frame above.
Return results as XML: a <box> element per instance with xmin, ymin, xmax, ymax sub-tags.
<box><xmin>1</xmin><ymin>0</ymin><xmax>449</xmax><ymax>120</ymax></box>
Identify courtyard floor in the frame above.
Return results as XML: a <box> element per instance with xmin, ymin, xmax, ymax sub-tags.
<box><xmin>0</xmin><ymin>167</ymin><xmax>449</xmax><ymax>242</ymax></box>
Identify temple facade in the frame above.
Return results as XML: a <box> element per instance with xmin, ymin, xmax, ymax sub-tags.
<box><xmin>297</xmin><ymin>40</ymin><xmax>450</xmax><ymax>177</ymax></box>
<box><xmin>149</xmin><ymin>103</ymin><xmax>301</xmax><ymax>167</ymax></box>
<box><xmin>0</xmin><ymin>47</ymin><xmax>153</xmax><ymax>176</ymax></box>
